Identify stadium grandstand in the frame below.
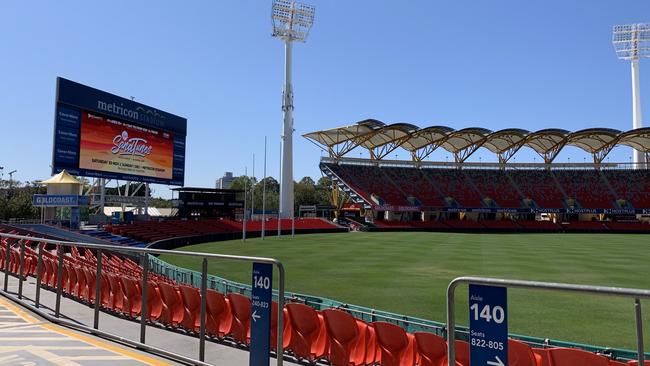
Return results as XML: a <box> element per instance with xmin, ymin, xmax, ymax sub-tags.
<box><xmin>304</xmin><ymin>119</ymin><xmax>650</xmax><ymax>232</ymax></box>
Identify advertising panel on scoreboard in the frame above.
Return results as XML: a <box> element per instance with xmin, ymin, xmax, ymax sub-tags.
<box><xmin>79</xmin><ymin>112</ymin><xmax>174</xmax><ymax>180</ymax></box>
<box><xmin>51</xmin><ymin>77</ymin><xmax>186</xmax><ymax>186</ymax></box>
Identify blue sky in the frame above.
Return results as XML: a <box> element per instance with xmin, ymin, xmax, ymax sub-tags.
<box><xmin>1</xmin><ymin>1</ymin><xmax>649</xmax><ymax>197</ymax></box>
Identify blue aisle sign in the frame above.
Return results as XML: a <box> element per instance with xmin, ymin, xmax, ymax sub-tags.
<box><xmin>469</xmin><ymin>284</ymin><xmax>508</xmax><ymax>366</ymax></box>
<box><xmin>250</xmin><ymin>262</ymin><xmax>273</xmax><ymax>366</ymax></box>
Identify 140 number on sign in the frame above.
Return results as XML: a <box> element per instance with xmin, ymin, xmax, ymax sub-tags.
<box><xmin>470</xmin><ymin>303</ymin><xmax>505</xmax><ymax>324</ymax></box>
<box><xmin>253</xmin><ymin>275</ymin><xmax>270</xmax><ymax>290</ymax></box>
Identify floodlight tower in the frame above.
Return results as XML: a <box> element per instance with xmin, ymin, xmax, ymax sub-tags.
<box><xmin>613</xmin><ymin>23</ymin><xmax>650</xmax><ymax>167</ymax></box>
<box><xmin>272</xmin><ymin>0</ymin><xmax>315</xmax><ymax>218</ymax></box>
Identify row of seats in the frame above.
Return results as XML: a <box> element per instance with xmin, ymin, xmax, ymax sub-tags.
<box><xmin>372</xmin><ymin>220</ymin><xmax>650</xmax><ymax>233</ymax></box>
<box><xmin>106</xmin><ymin>218</ymin><xmax>341</xmax><ymax>243</ymax></box>
<box><xmin>325</xmin><ymin>163</ymin><xmax>650</xmax><ymax>209</ymax></box>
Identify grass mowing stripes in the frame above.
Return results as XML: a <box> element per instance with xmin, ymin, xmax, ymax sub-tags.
<box><xmin>159</xmin><ymin>232</ymin><xmax>650</xmax><ymax>350</ymax></box>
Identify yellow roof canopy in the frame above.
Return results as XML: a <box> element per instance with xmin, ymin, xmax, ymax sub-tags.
<box><xmin>40</xmin><ymin>170</ymin><xmax>81</xmax><ymax>185</ymax></box>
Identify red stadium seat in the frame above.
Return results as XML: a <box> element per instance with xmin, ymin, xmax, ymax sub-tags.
<box><xmin>271</xmin><ymin>301</ymin><xmax>292</xmax><ymax>351</ymax></box>
<box><xmin>120</xmin><ymin>277</ymin><xmax>142</xmax><ymax>317</ymax></box>
<box><xmin>205</xmin><ymin>289</ymin><xmax>232</xmax><ymax>338</ymax></box>
<box><xmin>74</xmin><ymin>266</ymin><xmax>88</xmax><ymax>300</ymax></box>
<box><xmin>508</xmin><ymin>339</ymin><xmax>539</xmax><ymax>366</ymax></box>
<box><xmin>627</xmin><ymin>361</ymin><xmax>650</xmax><ymax>366</ymax></box>
<box><xmin>322</xmin><ymin>308</ymin><xmax>367</xmax><ymax>366</ymax></box>
<box><xmin>63</xmin><ymin>263</ymin><xmax>75</xmax><ymax>295</ymax></box>
<box><xmin>146</xmin><ymin>281</ymin><xmax>163</xmax><ymax>322</ymax></box>
<box><xmin>533</xmin><ymin>348</ymin><xmax>551</xmax><ymax>366</ymax></box>
<box><xmin>413</xmin><ymin>331</ymin><xmax>447</xmax><ymax>366</ymax></box>
<box><xmin>99</xmin><ymin>273</ymin><xmax>111</xmax><ymax>308</ymax></box>
<box><xmin>547</xmin><ymin>348</ymin><xmax>611</xmax><ymax>366</ymax></box>
<box><xmin>453</xmin><ymin>340</ymin><xmax>470</xmax><ymax>366</ymax></box>
<box><xmin>371</xmin><ymin>321</ymin><xmax>416</xmax><ymax>366</ymax></box>
<box><xmin>178</xmin><ymin>285</ymin><xmax>202</xmax><ymax>332</ymax></box>
<box><xmin>81</xmin><ymin>266</ymin><xmax>96</xmax><ymax>302</ymax></box>
<box><xmin>158</xmin><ymin>282</ymin><xmax>184</xmax><ymax>327</ymax></box>
<box><xmin>107</xmin><ymin>273</ymin><xmax>126</xmax><ymax>312</ymax></box>
<box><xmin>286</xmin><ymin>303</ymin><xmax>329</xmax><ymax>362</ymax></box>
<box><xmin>227</xmin><ymin>293</ymin><xmax>252</xmax><ymax>344</ymax></box>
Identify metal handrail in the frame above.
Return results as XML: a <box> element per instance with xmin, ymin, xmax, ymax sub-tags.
<box><xmin>0</xmin><ymin>232</ymin><xmax>286</xmax><ymax>366</ymax></box>
<box><xmin>446</xmin><ymin>276</ymin><xmax>649</xmax><ymax>366</ymax></box>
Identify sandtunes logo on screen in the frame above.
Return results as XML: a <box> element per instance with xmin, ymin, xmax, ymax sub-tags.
<box><xmin>112</xmin><ymin>131</ymin><xmax>153</xmax><ymax>157</ymax></box>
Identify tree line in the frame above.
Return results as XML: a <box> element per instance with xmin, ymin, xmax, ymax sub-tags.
<box><xmin>229</xmin><ymin>176</ymin><xmax>332</xmax><ymax>212</ymax></box>
<box><xmin>0</xmin><ymin>180</ymin><xmax>45</xmax><ymax>221</ymax></box>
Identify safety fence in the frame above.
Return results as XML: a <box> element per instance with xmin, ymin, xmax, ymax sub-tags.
<box><xmin>149</xmin><ymin>255</ymin><xmax>649</xmax><ymax>362</ymax></box>
<box><xmin>0</xmin><ymin>232</ymin><xmax>287</xmax><ymax>366</ymax></box>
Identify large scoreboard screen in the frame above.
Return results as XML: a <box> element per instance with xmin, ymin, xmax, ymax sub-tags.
<box><xmin>52</xmin><ymin>78</ymin><xmax>186</xmax><ymax>186</ymax></box>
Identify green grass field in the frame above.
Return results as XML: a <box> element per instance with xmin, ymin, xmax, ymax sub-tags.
<box><xmin>159</xmin><ymin>232</ymin><xmax>650</xmax><ymax>350</ymax></box>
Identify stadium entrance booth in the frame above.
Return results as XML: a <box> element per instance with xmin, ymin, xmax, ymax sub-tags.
<box><xmin>32</xmin><ymin>170</ymin><xmax>88</xmax><ymax>229</ymax></box>
<box><xmin>172</xmin><ymin>187</ymin><xmax>243</xmax><ymax>219</ymax></box>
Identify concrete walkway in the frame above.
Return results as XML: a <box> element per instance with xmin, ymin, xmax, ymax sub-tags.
<box><xmin>0</xmin><ymin>295</ymin><xmax>171</xmax><ymax>365</ymax></box>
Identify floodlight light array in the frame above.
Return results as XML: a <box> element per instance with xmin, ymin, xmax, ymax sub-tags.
<box><xmin>613</xmin><ymin>23</ymin><xmax>650</xmax><ymax>60</ymax></box>
<box><xmin>272</xmin><ymin>0</ymin><xmax>315</xmax><ymax>42</ymax></box>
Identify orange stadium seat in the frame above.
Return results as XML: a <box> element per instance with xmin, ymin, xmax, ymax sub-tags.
<box><xmin>179</xmin><ymin>285</ymin><xmax>202</xmax><ymax>332</ymax></box>
<box><xmin>158</xmin><ymin>282</ymin><xmax>184</xmax><ymax>327</ymax></box>
<box><xmin>227</xmin><ymin>293</ymin><xmax>252</xmax><ymax>344</ymax></box>
<box><xmin>533</xmin><ymin>348</ymin><xmax>551</xmax><ymax>366</ymax></box>
<box><xmin>508</xmin><ymin>338</ymin><xmax>540</xmax><ymax>366</ymax></box>
<box><xmin>286</xmin><ymin>303</ymin><xmax>329</xmax><ymax>362</ymax></box>
<box><xmin>322</xmin><ymin>308</ymin><xmax>368</xmax><ymax>366</ymax></box>
<box><xmin>270</xmin><ymin>301</ymin><xmax>292</xmax><ymax>351</ymax></box>
<box><xmin>205</xmin><ymin>289</ymin><xmax>232</xmax><ymax>338</ymax></box>
<box><xmin>453</xmin><ymin>340</ymin><xmax>470</xmax><ymax>366</ymax></box>
<box><xmin>371</xmin><ymin>321</ymin><xmax>416</xmax><ymax>366</ymax></box>
<box><xmin>75</xmin><ymin>266</ymin><xmax>89</xmax><ymax>300</ymax></box>
<box><xmin>413</xmin><ymin>331</ymin><xmax>447</xmax><ymax>366</ymax></box>
<box><xmin>107</xmin><ymin>273</ymin><xmax>126</xmax><ymax>312</ymax></box>
<box><xmin>145</xmin><ymin>281</ymin><xmax>163</xmax><ymax>322</ymax></box>
<box><xmin>82</xmin><ymin>266</ymin><xmax>96</xmax><ymax>302</ymax></box>
<box><xmin>120</xmin><ymin>277</ymin><xmax>142</xmax><ymax>317</ymax></box>
<box><xmin>547</xmin><ymin>348</ymin><xmax>611</xmax><ymax>366</ymax></box>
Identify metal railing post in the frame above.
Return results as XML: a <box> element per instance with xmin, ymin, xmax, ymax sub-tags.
<box><xmin>199</xmin><ymin>258</ymin><xmax>208</xmax><ymax>361</ymax></box>
<box><xmin>55</xmin><ymin>245</ymin><xmax>64</xmax><ymax>317</ymax></box>
<box><xmin>93</xmin><ymin>249</ymin><xmax>102</xmax><ymax>329</ymax></box>
<box><xmin>3</xmin><ymin>239</ymin><xmax>9</xmax><ymax>292</ymax></box>
<box><xmin>635</xmin><ymin>298</ymin><xmax>645</xmax><ymax>365</ymax></box>
<box><xmin>446</xmin><ymin>281</ymin><xmax>458</xmax><ymax>366</ymax></box>
<box><xmin>18</xmin><ymin>240</ymin><xmax>25</xmax><ymax>299</ymax></box>
<box><xmin>140</xmin><ymin>253</ymin><xmax>149</xmax><ymax>344</ymax></box>
<box><xmin>277</xmin><ymin>262</ymin><xmax>286</xmax><ymax>366</ymax></box>
<box><xmin>35</xmin><ymin>243</ymin><xmax>43</xmax><ymax>307</ymax></box>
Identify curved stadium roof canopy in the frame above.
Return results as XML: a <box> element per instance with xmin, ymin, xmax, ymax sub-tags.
<box><xmin>303</xmin><ymin>119</ymin><xmax>650</xmax><ymax>163</ymax></box>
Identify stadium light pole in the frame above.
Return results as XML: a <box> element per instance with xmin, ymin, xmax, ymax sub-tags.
<box><xmin>272</xmin><ymin>0</ymin><xmax>315</xmax><ymax>219</ymax></box>
<box><xmin>613</xmin><ymin>23</ymin><xmax>650</xmax><ymax>168</ymax></box>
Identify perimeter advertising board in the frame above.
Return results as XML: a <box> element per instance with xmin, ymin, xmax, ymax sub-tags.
<box><xmin>52</xmin><ymin>78</ymin><xmax>186</xmax><ymax>185</ymax></box>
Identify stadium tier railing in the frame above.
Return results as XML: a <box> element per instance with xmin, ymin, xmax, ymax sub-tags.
<box><xmin>150</xmin><ymin>253</ymin><xmax>650</xmax><ymax>362</ymax></box>
<box><xmin>446</xmin><ymin>276</ymin><xmax>650</xmax><ymax>366</ymax></box>
<box><xmin>0</xmin><ymin>232</ymin><xmax>287</xmax><ymax>366</ymax></box>
<box><xmin>321</xmin><ymin>156</ymin><xmax>650</xmax><ymax>170</ymax></box>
